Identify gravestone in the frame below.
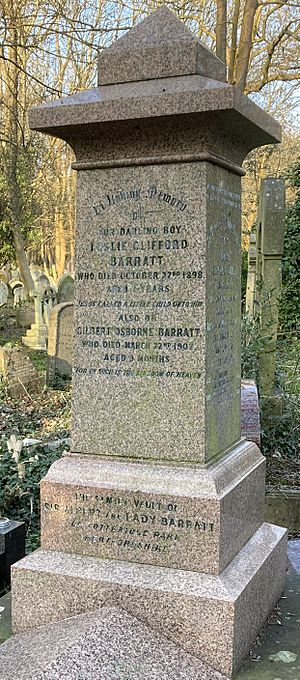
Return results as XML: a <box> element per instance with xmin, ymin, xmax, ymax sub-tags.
<box><xmin>57</xmin><ymin>273</ymin><xmax>74</xmax><ymax>303</ymax></box>
<box><xmin>245</xmin><ymin>232</ymin><xmax>257</xmax><ymax>318</ymax></box>
<box><xmin>0</xmin><ymin>281</ymin><xmax>8</xmax><ymax>306</ymax></box>
<box><xmin>9</xmin><ymin>279</ymin><xmax>25</xmax><ymax>306</ymax></box>
<box><xmin>16</xmin><ymin>303</ymin><xmax>35</xmax><ymax>329</ymax></box>
<box><xmin>240</xmin><ymin>379</ymin><xmax>260</xmax><ymax>447</ymax></box>
<box><xmin>11</xmin><ymin>9</ymin><xmax>287</xmax><ymax>678</ymax></box>
<box><xmin>257</xmin><ymin>178</ymin><xmax>285</xmax><ymax>414</ymax></box>
<box><xmin>0</xmin><ymin>344</ymin><xmax>42</xmax><ymax>398</ymax></box>
<box><xmin>47</xmin><ymin>302</ymin><xmax>73</xmax><ymax>386</ymax></box>
<box><xmin>0</xmin><ymin>518</ymin><xmax>25</xmax><ymax>594</ymax></box>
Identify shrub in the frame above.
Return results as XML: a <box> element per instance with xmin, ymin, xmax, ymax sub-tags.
<box><xmin>0</xmin><ymin>441</ymin><xmax>65</xmax><ymax>552</ymax></box>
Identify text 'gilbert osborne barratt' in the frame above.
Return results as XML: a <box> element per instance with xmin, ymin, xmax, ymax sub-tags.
<box><xmin>9</xmin><ymin>7</ymin><xmax>287</xmax><ymax>678</ymax></box>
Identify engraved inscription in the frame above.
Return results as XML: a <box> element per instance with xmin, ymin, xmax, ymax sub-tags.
<box><xmin>43</xmin><ymin>491</ymin><xmax>216</xmax><ymax>558</ymax></box>
<box><xmin>74</xmin><ymin>182</ymin><xmax>204</xmax><ymax>380</ymax></box>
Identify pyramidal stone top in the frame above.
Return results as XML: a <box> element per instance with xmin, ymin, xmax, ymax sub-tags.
<box><xmin>98</xmin><ymin>7</ymin><xmax>226</xmax><ymax>85</ymax></box>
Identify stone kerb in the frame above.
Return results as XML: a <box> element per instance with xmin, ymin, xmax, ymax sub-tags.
<box><xmin>47</xmin><ymin>302</ymin><xmax>73</xmax><ymax>386</ymax></box>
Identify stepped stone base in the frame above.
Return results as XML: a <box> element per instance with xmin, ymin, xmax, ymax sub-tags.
<box><xmin>39</xmin><ymin>441</ymin><xmax>266</xmax><ymax>575</ymax></box>
<box><xmin>11</xmin><ymin>523</ymin><xmax>287</xmax><ymax>677</ymax></box>
<box><xmin>0</xmin><ymin>607</ymin><xmax>228</xmax><ymax>680</ymax></box>
<box><xmin>22</xmin><ymin>323</ymin><xmax>48</xmax><ymax>351</ymax></box>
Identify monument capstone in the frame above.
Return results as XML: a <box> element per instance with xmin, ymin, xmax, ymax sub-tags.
<box><xmin>10</xmin><ymin>8</ymin><xmax>287</xmax><ymax>677</ymax></box>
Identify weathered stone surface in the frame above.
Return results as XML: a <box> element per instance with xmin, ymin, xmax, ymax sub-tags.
<box><xmin>240</xmin><ymin>380</ymin><xmax>261</xmax><ymax>447</ymax></box>
<box><xmin>22</xmin><ymin>293</ymin><xmax>48</xmax><ymax>351</ymax></box>
<box><xmin>98</xmin><ymin>7</ymin><xmax>226</xmax><ymax>85</ymax></box>
<box><xmin>0</xmin><ymin>345</ymin><xmax>42</xmax><ymax>398</ymax></box>
<box><xmin>57</xmin><ymin>274</ymin><xmax>74</xmax><ymax>304</ymax></box>
<box><xmin>71</xmin><ymin>163</ymin><xmax>241</xmax><ymax>464</ymax></box>
<box><xmin>245</xmin><ymin>232</ymin><xmax>257</xmax><ymax>318</ymax></box>
<box><xmin>11</xmin><ymin>524</ymin><xmax>287</xmax><ymax>677</ymax></box>
<box><xmin>259</xmin><ymin>178</ymin><xmax>285</xmax><ymax>256</ymax></box>
<box><xmin>40</xmin><ymin>441</ymin><xmax>265</xmax><ymax>574</ymax></box>
<box><xmin>47</xmin><ymin>302</ymin><xmax>73</xmax><ymax>386</ymax></box>
<box><xmin>0</xmin><ymin>607</ymin><xmax>229</xmax><ymax>680</ymax></box>
<box><xmin>265</xmin><ymin>489</ymin><xmax>300</xmax><ymax>532</ymax></box>
<box><xmin>42</xmin><ymin>287</ymin><xmax>57</xmax><ymax>329</ymax></box>
<box><xmin>0</xmin><ymin>281</ymin><xmax>8</xmax><ymax>306</ymax></box>
<box><xmin>9</xmin><ymin>280</ymin><xmax>25</xmax><ymax>306</ymax></box>
<box><xmin>257</xmin><ymin>178</ymin><xmax>286</xmax><ymax>399</ymax></box>
<box><xmin>16</xmin><ymin>304</ymin><xmax>35</xmax><ymax>329</ymax></box>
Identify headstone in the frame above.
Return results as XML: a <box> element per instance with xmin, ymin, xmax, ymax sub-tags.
<box><xmin>257</xmin><ymin>179</ymin><xmax>285</xmax><ymax>410</ymax></box>
<box><xmin>47</xmin><ymin>302</ymin><xmax>73</xmax><ymax>386</ymax></box>
<box><xmin>9</xmin><ymin>279</ymin><xmax>25</xmax><ymax>306</ymax></box>
<box><xmin>36</xmin><ymin>274</ymin><xmax>50</xmax><ymax>294</ymax></box>
<box><xmin>11</xmin><ymin>8</ymin><xmax>287</xmax><ymax>678</ymax></box>
<box><xmin>15</xmin><ymin>304</ymin><xmax>35</xmax><ymax>329</ymax></box>
<box><xmin>245</xmin><ymin>232</ymin><xmax>257</xmax><ymax>318</ymax></box>
<box><xmin>0</xmin><ymin>518</ymin><xmax>25</xmax><ymax>594</ymax></box>
<box><xmin>0</xmin><ymin>345</ymin><xmax>42</xmax><ymax>398</ymax></box>
<box><xmin>57</xmin><ymin>274</ymin><xmax>74</xmax><ymax>303</ymax></box>
<box><xmin>241</xmin><ymin>379</ymin><xmax>261</xmax><ymax>446</ymax></box>
<box><xmin>0</xmin><ymin>281</ymin><xmax>8</xmax><ymax>306</ymax></box>
<box><xmin>22</xmin><ymin>292</ymin><xmax>48</xmax><ymax>350</ymax></box>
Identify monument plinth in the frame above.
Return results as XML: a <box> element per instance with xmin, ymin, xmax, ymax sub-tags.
<box><xmin>11</xmin><ymin>8</ymin><xmax>287</xmax><ymax>677</ymax></box>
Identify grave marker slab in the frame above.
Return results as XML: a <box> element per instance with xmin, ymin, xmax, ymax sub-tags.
<box><xmin>0</xmin><ymin>345</ymin><xmax>42</xmax><ymax>398</ymax></box>
<box><xmin>57</xmin><ymin>274</ymin><xmax>74</xmax><ymax>303</ymax></box>
<box><xmin>11</xmin><ymin>8</ymin><xmax>287</xmax><ymax>678</ymax></box>
<box><xmin>47</xmin><ymin>302</ymin><xmax>73</xmax><ymax>386</ymax></box>
<box><xmin>257</xmin><ymin>178</ymin><xmax>286</xmax><ymax>404</ymax></box>
<box><xmin>245</xmin><ymin>232</ymin><xmax>257</xmax><ymax>318</ymax></box>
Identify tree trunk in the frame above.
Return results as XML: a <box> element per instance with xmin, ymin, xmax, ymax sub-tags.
<box><xmin>234</xmin><ymin>0</ymin><xmax>258</xmax><ymax>91</ymax></box>
<box><xmin>228</xmin><ymin>0</ymin><xmax>240</xmax><ymax>83</ymax></box>
<box><xmin>5</xmin><ymin>24</ymin><xmax>34</xmax><ymax>294</ymax></box>
<box><xmin>216</xmin><ymin>0</ymin><xmax>227</xmax><ymax>64</ymax></box>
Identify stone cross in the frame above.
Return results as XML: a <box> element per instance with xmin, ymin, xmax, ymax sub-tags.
<box><xmin>22</xmin><ymin>291</ymin><xmax>48</xmax><ymax>350</ymax></box>
<box><xmin>11</xmin><ymin>9</ymin><xmax>287</xmax><ymax>678</ymax></box>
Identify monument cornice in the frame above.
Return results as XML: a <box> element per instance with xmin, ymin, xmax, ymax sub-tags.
<box><xmin>72</xmin><ymin>150</ymin><xmax>246</xmax><ymax>176</ymax></box>
<box><xmin>29</xmin><ymin>75</ymin><xmax>281</xmax><ymax>151</ymax></box>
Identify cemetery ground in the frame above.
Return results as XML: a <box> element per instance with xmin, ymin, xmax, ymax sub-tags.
<box><xmin>0</xmin><ymin>303</ymin><xmax>299</xmax><ymax>678</ymax></box>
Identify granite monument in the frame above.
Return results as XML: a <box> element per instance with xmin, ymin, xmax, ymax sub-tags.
<box><xmin>10</xmin><ymin>9</ymin><xmax>287</xmax><ymax>677</ymax></box>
